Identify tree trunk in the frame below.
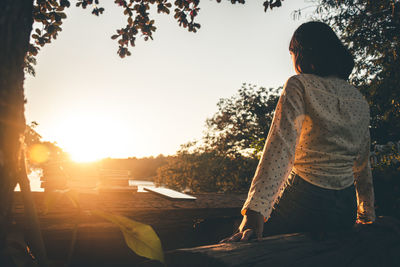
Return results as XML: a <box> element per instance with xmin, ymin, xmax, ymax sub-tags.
<box><xmin>0</xmin><ymin>0</ymin><xmax>34</xmax><ymax>253</ymax></box>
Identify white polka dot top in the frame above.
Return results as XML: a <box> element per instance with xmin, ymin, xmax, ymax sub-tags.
<box><xmin>242</xmin><ymin>74</ymin><xmax>376</xmax><ymax>223</ymax></box>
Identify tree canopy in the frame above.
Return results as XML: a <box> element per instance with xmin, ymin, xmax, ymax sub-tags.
<box><xmin>205</xmin><ymin>84</ymin><xmax>280</xmax><ymax>157</ymax></box>
<box><xmin>26</xmin><ymin>0</ymin><xmax>286</xmax><ymax>75</ymax></box>
<box><xmin>155</xmin><ymin>143</ymin><xmax>258</xmax><ymax>192</ymax></box>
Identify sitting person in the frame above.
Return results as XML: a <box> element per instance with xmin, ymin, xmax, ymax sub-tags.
<box><xmin>223</xmin><ymin>21</ymin><xmax>375</xmax><ymax>242</ymax></box>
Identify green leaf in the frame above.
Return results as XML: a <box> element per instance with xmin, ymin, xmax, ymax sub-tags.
<box><xmin>43</xmin><ymin>191</ymin><xmax>62</xmax><ymax>215</ymax></box>
<box><xmin>42</xmin><ymin>189</ymin><xmax>80</xmax><ymax>214</ymax></box>
<box><xmin>91</xmin><ymin>210</ymin><xmax>164</xmax><ymax>264</ymax></box>
<box><xmin>63</xmin><ymin>189</ymin><xmax>80</xmax><ymax>209</ymax></box>
<box><xmin>58</xmin><ymin>12</ymin><xmax>67</xmax><ymax>19</ymax></box>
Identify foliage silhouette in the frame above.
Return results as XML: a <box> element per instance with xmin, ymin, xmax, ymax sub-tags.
<box><xmin>205</xmin><ymin>83</ymin><xmax>280</xmax><ymax>157</ymax></box>
<box><xmin>156</xmin><ymin>144</ymin><xmax>258</xmax><ymax>192</ymax></box>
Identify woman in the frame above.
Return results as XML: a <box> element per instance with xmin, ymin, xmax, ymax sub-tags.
<box><xmin>223</xmin><ymin>21</ymin><xmax>376</xmax><ymax>242</ymax></box>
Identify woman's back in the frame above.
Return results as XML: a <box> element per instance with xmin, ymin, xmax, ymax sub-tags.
<box><xmin>233</xmin><ymin>22</ymin><xmax>376</xmax><ymax>243</ymax></box>
<box><xmin>292</xmin><ymin>74</ymin><xmax>371</xmax><ymax>189</ymax></box>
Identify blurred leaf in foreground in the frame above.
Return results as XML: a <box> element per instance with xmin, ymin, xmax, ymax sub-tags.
<box><xmin>91</xmin><ymin>210</ymin><xmax>164</xmax><ymax>264</ymax></box>
<box><xmin>42</xmin><ymin>189</ymin><xmax>80</xmax><ymax>215</ymax></box>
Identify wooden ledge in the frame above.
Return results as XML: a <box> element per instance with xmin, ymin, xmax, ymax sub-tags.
<box><xmin>140</xmin><ymin>221</ymin><xmax>400</xmax><ymax>267</ymax></box>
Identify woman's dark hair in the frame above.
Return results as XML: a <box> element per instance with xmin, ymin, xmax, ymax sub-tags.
<box><xmin>289</xmin><ymin>21</ymin><xmax>354</xmax><ymax>80</ymax></box>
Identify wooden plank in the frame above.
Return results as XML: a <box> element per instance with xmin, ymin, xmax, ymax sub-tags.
<box><xmin>140</xmin><ymin>222</ymin><xmax>400</xmax><ymax>267</ymax></box>
<box><xmin>11</xmin><ymin>192</ymin><xmax>245</xmax><ymax>266</ymax></box>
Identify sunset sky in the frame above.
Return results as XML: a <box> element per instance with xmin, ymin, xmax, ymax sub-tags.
<box><xmin>25</xmin><ymin>1</ymin><xmax>309</xmax><ymax>161</ymax></box>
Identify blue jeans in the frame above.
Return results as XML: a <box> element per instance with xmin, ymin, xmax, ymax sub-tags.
<box><xmin>263</xmin><ymin>172</ymin><xmax>357</xmax><ymax>236</ymax></box>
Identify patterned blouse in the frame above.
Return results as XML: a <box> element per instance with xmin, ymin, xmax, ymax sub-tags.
<box><xmin>242</xmin><ymin>73</ymin><xmax>376</xmax><ymax>223</ymax></box>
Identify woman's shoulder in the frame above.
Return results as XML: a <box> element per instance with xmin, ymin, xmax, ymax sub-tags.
<box><xmin>280</xmin><ymin>75</ymin><xmax>307</xmax><ymax>101</ymax></box>
<box><xmin>288</xmin><ymin>74</ymin><xmax>365</xmax><ymax>100</ymax></box>
<box><xmin>289</xmin><ymin>73</ymin><xmax>337</xmax><ymax>85</ymax></box>
<box><xmin>284</xmin><ymin>74</ymin><xmax>306</xmax><ymax>90</ymax></box>
<box><xmin>285</xmin><ymin>74</ymin><xmax>319</xmax><ymax>90</ymax></box>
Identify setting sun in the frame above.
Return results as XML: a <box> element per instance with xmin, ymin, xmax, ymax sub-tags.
<box><xmin>68</xmin><ymin>145</ymin><xmax>103</xmax><ymax>163</ymax></box>
<box><xmin>52</xmin><ymin>113</ymin><xmax>129</xmax><ymax>162</ymax></box>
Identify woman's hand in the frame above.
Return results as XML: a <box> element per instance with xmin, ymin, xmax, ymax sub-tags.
<box><xmin>220</xmin><ymin>209</ymin><xmax>265</xmax><ymax>243</ymax></box>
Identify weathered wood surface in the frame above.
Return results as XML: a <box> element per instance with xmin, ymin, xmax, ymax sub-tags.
<box><xmin>12</xmin><ymin>191</ymin><xmax>246</xmax><ymax>266</ymax></box>
<box><xmin>140</xmin><ymin>224</ymin><xmax>400</xmax><ymax>267</ymax></box>
<box><xmin>14</xmin><ymin>192</ymin><xmax>399</xmax><ymax>266</ymax></box>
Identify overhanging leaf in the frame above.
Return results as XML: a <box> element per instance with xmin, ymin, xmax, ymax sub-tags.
<box><xmin>43</xmin><ymin>191</ymin><xmax>62</xmax><ymax>215</ymax></box>
<box><xmin>42</xmin><ymin>189</ymin><xmax>80</xmax><ymax>214</ymax></box>
<box><xmin>63</xmin><ymin>189</ymin><xmax>80</xmax><ymax>209</ymax></box>
<box><xmin>91</xmin><ymin>210</ymin><xmax>164</xmax><ymax>264</ymax></box>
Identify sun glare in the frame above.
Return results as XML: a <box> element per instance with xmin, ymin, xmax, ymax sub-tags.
<box><xmin>69</xmin><ymin>148</ymin><xmax>102</xmax><ymax>163</ymax></box>
<box><xmin>53</xmin><ymin>113</ymin><xmax>129</xmax><ymax>162</ymax></box>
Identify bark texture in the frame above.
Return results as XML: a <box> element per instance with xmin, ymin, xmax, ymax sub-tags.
<box><xmin>0</xmin><ymin>0</ymin><xmax>34</xmax><ymax>250</ymax></box>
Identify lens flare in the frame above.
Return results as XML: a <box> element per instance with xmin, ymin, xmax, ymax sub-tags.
<box><xmin>29</xmin><ymin>144</ymin><xmax>50</xmax><ymax>164</ymax></box>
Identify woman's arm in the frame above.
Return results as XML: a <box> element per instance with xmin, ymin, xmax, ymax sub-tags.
<box><xmin>353</xmin><ymin>130</ymin><xmax>376</xmax><ymax>224</ymax></box>
<box><xmin>242</xmin><ymin>76</ymin><xmax>305</xmax><ymax>221</ymax></box>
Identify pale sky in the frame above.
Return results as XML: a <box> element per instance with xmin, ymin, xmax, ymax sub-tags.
<box><xmin>25</xmin><ymin>1</ymin><xmax>310</xmax><ymax>161</ymax></box>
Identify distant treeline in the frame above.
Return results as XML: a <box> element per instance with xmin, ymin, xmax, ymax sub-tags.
<box><xmin>100</xmin><ymin>156</ymin><xmax>168</xmax><ymax>180</ymax></box>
